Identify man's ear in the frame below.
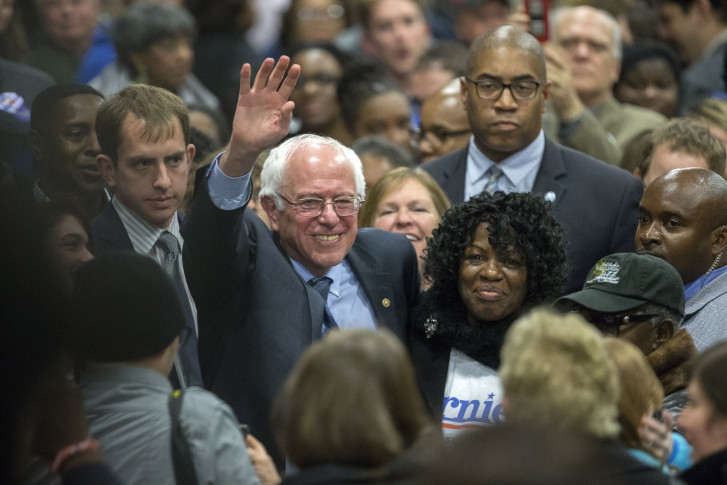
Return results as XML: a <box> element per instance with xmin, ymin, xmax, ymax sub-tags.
<box><xmin>711</xmin><ymin>224</ymin><xmax>727</xmax><ymax>257</ymax></box>
<box><xmin>654</xmin><ymin>319</ymin><xmax>675</xmax><ymax>349</ymax></box>
<box><xmin>97</xmin><ymin>154</ymin><xmax>117</xmax><ymax>188</ymax></box>
<box><xmin>460</xmin><ymin>76</ymin><xmax>468</xmax><ymax>107</ymax></box>
<box><xmin>186</xmin><ymin>143</ymin><xmax>196</xmax><ymax>170</ymax></box>
<box><xmin>260</xmin><ymin>195</ymin><xmax>279</xmax><ymax>231</ymax></box>
<box><xmin>28</xmin><ymin>130</ymin><xmax>45</xmax><ymax>162</ymax></box>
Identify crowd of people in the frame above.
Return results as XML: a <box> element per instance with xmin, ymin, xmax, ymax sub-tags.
<box><xmin>3</xmin><ymin>0</ymin><xmax>727</xmax><ymax>484</ymax></box>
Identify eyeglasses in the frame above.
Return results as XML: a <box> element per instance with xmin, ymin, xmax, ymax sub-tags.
<box><xmin>277</xmin><ymin>193</ymin><xmax>363</xmax><ymax>217</ymax></box>
<box><xmin>413</xmin><ymin>127</ymin><xmax>471</xmax><ymax>145</ymax></box>
<box><xmin>297</xmin><ymin>4</ymin><xmax>345</xmax><ymax>21</ymax></box>
<box><xmin>581</xmin><ymin>312</ymin><xmax>660</xmax><ymax>337</ymax></box>
<box><xmin>465</xmin><ymin>77</ymin><xmax>541</xmax><ymax>101</ymax></box>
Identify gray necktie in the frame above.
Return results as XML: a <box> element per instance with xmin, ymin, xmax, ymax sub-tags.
<box><xmin>308</xmin><ymin>276</ymin><xmax>339</xmax><ymax>337</ymax></box>
<box><xmin>155</xmin><ymin>231</ymin><xmax>203</xmax><ymax>388</ymax></box>
<box><xmin>484</xmin><ymin>165</ymin><xmax>503</xmax><ymax>194</ymax></box>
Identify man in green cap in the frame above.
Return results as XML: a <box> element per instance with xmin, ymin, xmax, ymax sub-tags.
<box><xmin>554</xmin><ymin>252</ymin><xmax>697</xmax><ymax>420</ymax></box>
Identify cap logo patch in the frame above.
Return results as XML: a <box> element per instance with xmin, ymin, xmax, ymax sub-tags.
<box><xmin>587</xmin><ymin>260</ymin><xmax>620</xmax><ymax>285</ymax></box>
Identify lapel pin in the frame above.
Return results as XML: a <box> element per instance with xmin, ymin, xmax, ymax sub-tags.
<box><xmin>382</xmin><ymin>298</ymin><xmax>391</xmax><ymax>308</ymax></box>
<box><xmin>544</xmin><ymin>191</ymin><xmax>556</xmax><ymax>203</ymax></box>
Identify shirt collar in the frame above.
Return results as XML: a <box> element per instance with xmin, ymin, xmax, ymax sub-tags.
<box><xmin>467</xmin><ymin>131</ymin><xmax>545</xmax><ymax>188</ymax></box>
<box><xmin>112</xmin><ymin>196</ymin><xmax>181</xmax><ymax>255</ymax></box>
<box><xmin>290</xmin><ymin>257</ymin><xmax>344</xmax><ymax>297</ymax></box>
<box><xmin>684</xmin><ymin>263</ymin><xmax>727</xmax><ymax>300</ymax></box>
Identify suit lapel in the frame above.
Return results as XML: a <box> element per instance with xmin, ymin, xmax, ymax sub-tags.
<box><xmin>439</xmin><ymin>148</ymin><xmax>468</xmax><ymax>204</ymax></box>
<box><xmin>532</xmin><ymin>138</ymin><xmax>567</xmax><ymax>210</ymax></box>
<box><xmin>346</xmin><ymin>240</ymin><xmax>398</xmax><ymax>333</ymax></box>
<box><xmin>91</xmin><ymin>203</ymin><xmax>134</xmax><ymax>253</ymax></box>
<box><xmin>270</xmin><ymin>230</ymin><xmax>324</xmax><ymax>340</ymax></box>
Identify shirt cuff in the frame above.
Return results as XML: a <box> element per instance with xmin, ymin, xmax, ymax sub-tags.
<box><xmin>205</xmin><ymin>152</ymin><xmax>252</xmax><ymax>210</ymax></box>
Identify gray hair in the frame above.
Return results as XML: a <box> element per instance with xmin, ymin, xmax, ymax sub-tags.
<box><xmin>260</xmin><ymin>134</ymin><xmax>366</xmax><ymax>210</ymax></box>
<box><xmin>113</xmin><ymin>2</ymin><xmax>197</xmax><ymax>70</ymax></box>
<box><xmin>552</xmin><ymin>6</ymin><xmax>623</xmax><ymax>59</ymax></box>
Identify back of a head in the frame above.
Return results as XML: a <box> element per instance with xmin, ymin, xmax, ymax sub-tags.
<box><xmin>272</xmin><ymin>329</ymin><xmax>430</xmax><ymax>469</ymax></box>
<box><xmin>70</xmin><ymin>251</ymin><xmax>185</xmax><ymax>363</ymax></box>
<box><xmin>418</xmin><ymin>423</ymin><xmax>620</xmax><ymax>485</ymax></box>
<box><xmin>603</xmin><ymin>338</ymin><xmax>664</xmax><ymax>449</ymax></box>
<box><xmin>500</xmin><ymin>309</ymin><xmax>620</xmax><ymax>439</ymax></box>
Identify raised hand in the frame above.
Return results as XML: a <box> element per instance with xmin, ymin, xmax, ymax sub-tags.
<box><xmin>220</xmin><ymin>57</ymin><xmax>301</xmax><ymax>177</ymax></box>
<box><xmin>543</xmin><ymin>43</ymin><xmax>584</xmax><ymax>121</ymax></box>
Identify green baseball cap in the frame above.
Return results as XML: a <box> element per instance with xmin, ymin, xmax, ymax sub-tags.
<box><xmin>554</xmin><ymin>253</ymin><xmax>685</xmax><ymax>317</ymax></box>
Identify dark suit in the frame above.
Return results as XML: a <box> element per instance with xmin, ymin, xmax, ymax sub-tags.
<box><xmin>182</xmin><ymin>180</ymin><xmax>420</xmax><ymax>466</ymax></box>
<box><xmin>90</xmin><ymin>204</ymin><xmax>203</xmax><ymax>388</ymax></box>
<box><xmin>422</xmin><ymin>139</ymin><xmax>643</xmax><ymax>293</ymax></box>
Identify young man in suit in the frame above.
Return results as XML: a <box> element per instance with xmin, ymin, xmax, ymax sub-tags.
<box><xmin>91</xmin><ymin>57</ymin><xmax>301</xmax><ymax>392</ymax></box>
<box><xmin>422</xmin><ymin>25</ymin><xmax>643</xmax><ymax>292</ymax></box>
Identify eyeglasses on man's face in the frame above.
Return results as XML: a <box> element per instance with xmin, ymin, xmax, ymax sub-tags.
<box><xmin>465</xmin><ymin>77</ymin><xmax>541</xmax><ymax>101</ymax></box>
<box><xmin>412</xmin><ymin>126</ymin><xmax>471</xmax><ymax>145</ymax></box>
<box><xmin>276</xmin><ymin>193</ymin><xmax>363</xmax><ymax>217</ymax></box>
<box><xmin>577</xmin><ymin>310</ymin><xmax>660</xmax><ymax>337</ymax></box>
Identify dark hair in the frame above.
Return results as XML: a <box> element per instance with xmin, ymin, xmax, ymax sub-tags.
<box><xmin>618</xmin><ymin>41</ymin><xmax>681</xmax><ymax>87</ymax></box>
<box><xmin>424</xmin><ymin>191</ymin><xmax>567</xmax><ymax>315</ymax></box>
<box><xmin>661</xmin><ymin>0</ymin><xmax>727</xmax><ymax>23</ymax></box>
<box><xmin>36</xmin><ymin>199</ymin><xmax>91</xmax><ymax>245</ymax></box>
<box><xmin>414</xmin><ymin>40</ymin><xmax>469</xmax><ymax>77</ymax></box>
<box><xmin>279</xmin><ymin>0</ymin><xmax>351</xmax><ymax>52</ymax></box>
<box><xmin>689</xmin><ymin>340</ymin><xmax>727</xmax><ymax>418</ymax></box>
<box><xmin>96</xmin><ymin>84</ymin><xmax>190</xmax><ymax>164</ymax></box>
<box><xmin>112</xmin><ymin>1</ymin><xmax>197</xmax><ymax>73</ymax></box>
<box><xmin>187</xmin><ymin>0</ymin><xmax>250</xmax><ymax>35</ymax></box>
<box><xmin>188</xmin><ymin>103</ymin><xmax>230</xmax><ymax>145</ymax></box>
<box><xmin>30</xmin><ymin>83</ymin><xmax>104</xmax><ymax>133</ymax></box>
<box><xmin>351</xmin><ymin>135</ymin><xmax>413</xmax><ymax>168</ymax></box>
<box><xmin>0</xmin><ymin>3</ymin><xmax>30</xmax><ymax>62</ymax></box>
<box><xmin>337</xmin><ymin>60</ymin><xmax>405</xmax><ymax>131</ymax></box>
<box><xmin>619</xmin><ymin>128</ymin><xmax>653</xmax><ymax>174</ymax></box>
<box><xmin>288</xmin><ymin>41</ymin><xmax>354</xmax><ymax>70</ymax></box>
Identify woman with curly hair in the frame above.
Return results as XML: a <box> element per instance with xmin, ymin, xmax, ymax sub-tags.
<box><xmin>408</xmin><ymin>190</ymin><xmax>567</xmax><ymax>440</ymax></box>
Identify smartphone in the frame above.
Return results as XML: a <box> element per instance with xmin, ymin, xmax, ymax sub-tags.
<box><xmin>525</xmin><ymin>0</ymin><xmax>549</xmax><ymax>43</ymax></box>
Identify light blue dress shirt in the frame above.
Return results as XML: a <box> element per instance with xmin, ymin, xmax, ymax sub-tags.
<box><xmin>464</xmin><ymin>131</ymin><xmax>545</xmax><ymax>200</ymax></box>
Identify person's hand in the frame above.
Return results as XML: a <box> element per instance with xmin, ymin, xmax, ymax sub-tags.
<box><xmin>245</xmin><ymin>434</ymin><xmax>281</xmax><ymax>485</ymax></box>
<box><xmin>507</xmin><ymin>5</ymin><xmax>531</xmax><ymax>32</ymax></box>
<box><xmin>543</xmin><ymin>43</ymin><xmax>584</xmax><ymax>122</ymax></box>
<box><xmin>639</xmin><ymin>410</ymin><xmax>675</xmax><ymax>463</ymax></box>
<box><xmin>220</xmin><ymin>57</ymin><xmax>301</xmax><ymax>177</ymax></box>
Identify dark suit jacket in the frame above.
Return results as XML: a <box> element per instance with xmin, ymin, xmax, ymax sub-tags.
<box><xmin>422</xmin><ymin>139</ymin><xmax>644</xmax><ymax>293</ymax></box>
<box><xmin>182</xmin><ymin>179</ymin><xmax>420</xmax><ymax>466</ymax></box>
<box><xmin>408</xmin><ymin>324</ymin><xmax>451</xmax><ymax>418</ymax></box>
<box><xmin>90</xmin><ymin>203</ymin><xmax>136</xmax><ymax>253</ymax></box>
